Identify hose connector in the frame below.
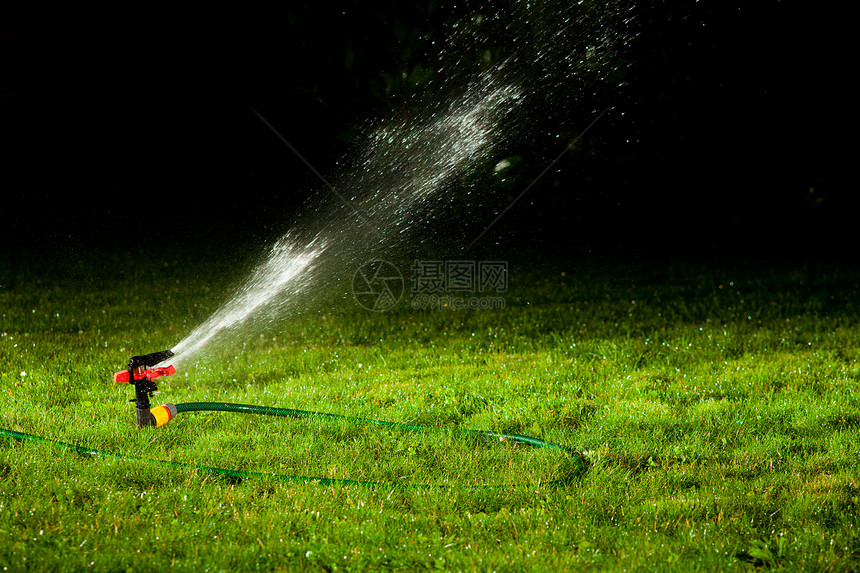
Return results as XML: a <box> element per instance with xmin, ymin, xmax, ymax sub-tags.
<box><xmin>150</xmin><ymin>403</ymin><xmax>178</xmax><ymax>428</ymax></box>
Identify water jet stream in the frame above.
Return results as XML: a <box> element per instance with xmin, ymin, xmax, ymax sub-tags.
<box><xmin>165</xmin><ymin>1</ymin><xmax>638</xmax><ymax>366</ymax></box>
<box><xmin>168</xmin><ymin>73</ymin><xmax>523</xmax><ymax>367</ymax></box>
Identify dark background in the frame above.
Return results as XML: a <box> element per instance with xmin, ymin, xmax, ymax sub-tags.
<box><xmin>0</xmin><ymin>2</ymin><xmax>843</xmax><ymax>261</ymax></box>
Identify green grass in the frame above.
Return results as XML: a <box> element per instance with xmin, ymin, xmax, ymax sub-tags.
<box><xmin>2</xmin><ymin>247</ymin><xmax>859</xmax><ymax>571</ymax></box>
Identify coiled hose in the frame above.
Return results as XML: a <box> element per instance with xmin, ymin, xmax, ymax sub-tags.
<box><xmin>1</xmin><ymin>402</ymin><xmax>586</xmax><ymax>488</ymax></box>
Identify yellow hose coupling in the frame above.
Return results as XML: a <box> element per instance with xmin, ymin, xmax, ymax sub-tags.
<box><xmin>150</xmin><ymin>403</ymin><xmax>178</xmax><ymax>427</ymax></box>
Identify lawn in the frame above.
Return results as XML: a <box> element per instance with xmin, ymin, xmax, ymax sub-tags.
<box><xmin>2</xmin><ymin>245</ymin><xmax>859</xmax><ymax>571</ymax></box>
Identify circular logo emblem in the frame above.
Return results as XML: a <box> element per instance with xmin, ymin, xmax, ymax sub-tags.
<box><xmin>352</xmin><ymin>259</ymin><xmax>403</xmax><ymax>312</ymax></box>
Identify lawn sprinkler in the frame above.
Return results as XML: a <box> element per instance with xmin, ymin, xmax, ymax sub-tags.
<box><xmin>113</xmin><ymin>349</ymin><xmax>177</xmax><ymax>428</ymax></box>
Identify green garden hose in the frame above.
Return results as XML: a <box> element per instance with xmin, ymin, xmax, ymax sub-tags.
<box><xmin>1</xmin><ymin>402</ymin><xmax>586</xmax><ymax>488</ymax></box>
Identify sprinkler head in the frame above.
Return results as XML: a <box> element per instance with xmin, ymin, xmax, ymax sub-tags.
<box><xmin>114</xmin><ymin>350</ymin><xmax>176</xmax><ymax>428</ymax></box>
<box><xmin>130</xmin><ymin>349</ymin><xmax>175</xmax><ymax>371</ymax></box>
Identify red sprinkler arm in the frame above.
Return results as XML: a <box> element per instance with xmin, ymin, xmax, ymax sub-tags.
<box><xmin>113</xmin><ymin>365</ymin><xmax>176</xmax><ymax>384</ymax></box>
